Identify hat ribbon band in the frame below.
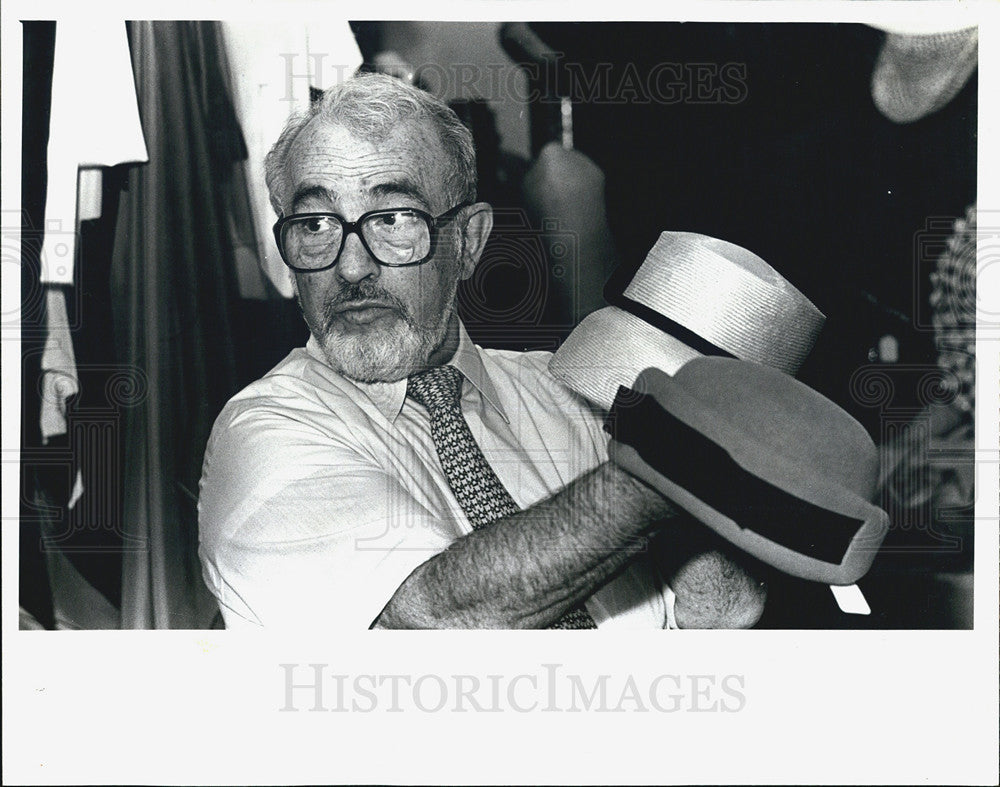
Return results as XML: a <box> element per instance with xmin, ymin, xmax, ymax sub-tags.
<box><xmin>608</xmin><ymin>293</ymin><xmax>737</xmax><ymax>360</ymax></box>
<box><xmin>605</xmin><ymin>386</ymin><xmax>864</xmax><ymax>565</ymax></box>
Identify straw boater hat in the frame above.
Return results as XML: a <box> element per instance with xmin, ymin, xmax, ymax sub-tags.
<box><xmin>605</xmin><ymin>361</ymin><xmax>890</xmax><ymax>585</ymax></box>
<box><xmin>548</xmin><ymin>231</ymin><xmax>826</xmax><ymax>410</ymax></box>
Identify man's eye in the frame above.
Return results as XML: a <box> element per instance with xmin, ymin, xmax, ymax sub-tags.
<box><xmin>302</xmin><ymin>217</ymin><xmax>335</xmax><ymax>234</ymax></box>
<box><xmin>372</xmin><ymin>211</ymin><xmax>418</xmax><ymax>230</ymax></box>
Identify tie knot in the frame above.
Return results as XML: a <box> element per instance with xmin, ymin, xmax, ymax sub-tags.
<box><xmin>407</xmin><ymin>365</ymin><xmax>464</xmax><ymax>413</ymax></box>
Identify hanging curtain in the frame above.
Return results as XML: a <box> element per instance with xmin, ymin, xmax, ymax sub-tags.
<box><xmin>112</xmin><ymin>21</ymin><xmax>249</xmax><ymax>628</ymax></box>
<box><xmin>20</xmin><ymin>21</ymin><xmax>58</xmax><ymax>630</ymax></box>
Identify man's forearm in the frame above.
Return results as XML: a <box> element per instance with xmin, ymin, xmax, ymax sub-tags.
<box><xmin>373</xmin><ymin>462</ymin><xmax>674</xmax><ymax>629</ymax></box>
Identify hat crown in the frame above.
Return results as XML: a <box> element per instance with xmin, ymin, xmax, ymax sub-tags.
<box><xmin>624</xmin><ymin>232</ymin><xmax>825</xmax><ymax>376</ymax></box>
<box><xmin>643</xmin><ymin>358</ymin><xmax>879</xmax><ymax>501</ymax></box>
<box><xmin>616</xmin><ymin>359</ymin><xmax>889</xmax><ymax>584</ymax></box>
<box><xmin>549</xmin><ymin>231</ymin><xmax>826</xmax><ymax>412</ymax></box>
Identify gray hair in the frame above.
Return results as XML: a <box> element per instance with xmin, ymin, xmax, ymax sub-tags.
<box><xmin>264</xmin><ymin>72</ymin><xmax>478</xmax><ymax>217</ymax></box>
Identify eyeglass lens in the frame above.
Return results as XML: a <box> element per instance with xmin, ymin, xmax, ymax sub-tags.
<box><xmin>281</xmin><ymin>211</ymin><xmax>432</xmax><ymax>269</ymax></box>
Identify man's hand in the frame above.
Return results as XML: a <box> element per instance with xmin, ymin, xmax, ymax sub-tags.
<box><xmin>653</xmin><ymin>523</ymin><xmax>768</xmax><ymax>629</ymax></box>
<box><xmin>669</xmin><ymin>548</ymin><xmax>767</xmax><ymax>629</ymax></box>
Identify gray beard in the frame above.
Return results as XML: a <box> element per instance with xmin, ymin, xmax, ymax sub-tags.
<box><xmin>312</xmin><ymin>286</ymin><xmax>457</xmax><ymax>384</ymax></box>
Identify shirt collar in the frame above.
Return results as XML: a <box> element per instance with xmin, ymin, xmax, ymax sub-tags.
<box><xmin>305</xmin><ymin>322</ymin><xmax>510</xmax><ymax>425</ymax></box>
<box><xmin>449</xmin><ymin>322</ymin><xmax>509</xmax><ymax>424</ymax></box>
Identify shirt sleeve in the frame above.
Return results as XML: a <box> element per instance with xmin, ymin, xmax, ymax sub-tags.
<box><xmin>198</xmin><ymin>402</ymin><xmax>456</xmax><ymax>630</ymax></box>
<box><xmin>586</xmin><ymin>552</ymin><xmax>669</xmax><ymax>629</ymax></box>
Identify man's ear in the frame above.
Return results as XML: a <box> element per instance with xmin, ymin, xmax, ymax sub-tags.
<box><xmin>458</xmin><ymin>202</ymin><xmax>494</xmax><ymax>280</ymax></box>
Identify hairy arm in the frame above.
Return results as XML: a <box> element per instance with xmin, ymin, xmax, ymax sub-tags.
<box><xmin>373</xmin><ymin>462</ymin><xmax>673</xmax><ymax>629</ymax></box>
<box><xmin>374</xmin><ymin>462</ymin><xmax>769</xmax><ymax>630</ymax></box>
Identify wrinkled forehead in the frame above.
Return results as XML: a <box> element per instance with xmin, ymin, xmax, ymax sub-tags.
<box><xmin>285</xmin><ymin>116</ymin><xmax>451</xmax><ymax>212</ymax></box>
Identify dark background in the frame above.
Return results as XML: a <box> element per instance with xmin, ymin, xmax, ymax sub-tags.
<box><xmin>515</xmin><ymin>22</ymin><xmax>975</xmax><ymax>431</ymax></box>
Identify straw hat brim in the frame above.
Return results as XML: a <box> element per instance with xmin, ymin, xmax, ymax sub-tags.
<box><xmin>548</xmin><ymin>306</ymin><xmax>702</xmax><ymax>411</ymax></box>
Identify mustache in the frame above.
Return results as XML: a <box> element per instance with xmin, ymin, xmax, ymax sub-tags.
<box><xmin>322</xmin><ymin>283</ymin><xmax>410</xmax><ymax>321</ymax></box>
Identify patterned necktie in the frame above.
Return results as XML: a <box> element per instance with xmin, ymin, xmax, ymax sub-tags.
<box><xmin>407</xmin><ymin>365</ymin><xmax>596</xmax><ymax>629</ymax></box>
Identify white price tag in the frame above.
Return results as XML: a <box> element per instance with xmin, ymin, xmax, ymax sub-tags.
<box><xmin>830</xmin><ymin>584</ymin><xmax>871</xmax><ymax>615</ymax></box>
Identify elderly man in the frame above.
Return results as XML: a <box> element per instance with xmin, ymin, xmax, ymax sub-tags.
<box><xmin>198</xmin><ymin>73</ymin><xmax>764</xmax><ymax>630</ymax></box>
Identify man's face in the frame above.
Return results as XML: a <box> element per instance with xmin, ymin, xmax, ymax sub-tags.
<box><xmin>283</xmin><ymin>117</ymin><xmax>476</xmax><ymax>383</ymax></box>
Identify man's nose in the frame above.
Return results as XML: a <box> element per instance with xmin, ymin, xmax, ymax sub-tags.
<box><xmin>335</xmin><ymin>232</ymin><xmax>381</xmax><ymax>284</ymax></box>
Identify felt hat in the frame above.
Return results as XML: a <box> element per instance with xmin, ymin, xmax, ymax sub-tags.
<box><xmin>606</xmin><ymin>359</ymin><xmax>890</xmax><ymax>585</ymax></box>
<box><xmin>549</xmin><ymin>231</ymin><xmax>825</xmax><ymax>410</ymax></box>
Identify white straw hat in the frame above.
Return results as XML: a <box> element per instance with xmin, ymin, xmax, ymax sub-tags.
<box><xmin>549</xmin><ymin>231</ymin><xmax>825</xmax><ymax>409</ymax></box>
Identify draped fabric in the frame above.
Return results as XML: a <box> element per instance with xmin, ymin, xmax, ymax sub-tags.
<box><xmin>112</xmin><ymin>21</ymin><xmax>248</xmax><ymax>628</ymax></box>
<box><xmin>21</xmin><ymin>22</ymin><xmax>134</xmax><ymax>628</ymax></box>
<box><xmin>20</xmin><ymin>21</ymin><xmax>58</xmax><ymax>629</ymax></box>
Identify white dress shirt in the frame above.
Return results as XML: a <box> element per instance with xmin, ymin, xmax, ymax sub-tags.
<box><xmin>198</xmin><ymin>323</ymin><xmax>668</xmax><ymax>629</ymax></box>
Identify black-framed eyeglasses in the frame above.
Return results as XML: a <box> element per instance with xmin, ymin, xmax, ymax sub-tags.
<box><xmin>273</xmin><ymin>203</ymin><xmax>469</xmax><ymax>272</ymax></box>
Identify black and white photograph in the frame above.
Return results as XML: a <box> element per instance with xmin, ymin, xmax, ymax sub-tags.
<box><xmin>3</xmin><ymin>3</ymin><xmax>998</xmax><ymax>784</ymax></box>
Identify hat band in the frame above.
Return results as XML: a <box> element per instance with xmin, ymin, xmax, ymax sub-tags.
<box><xmin>608</xmin><ymin>293</ymin><xmax>737</xmax><ymax>360</ymax></box>
<box><xmin>605</xmin><ymin>386</ymin><xmax>864</xmax><ymax>565</ymax></box>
